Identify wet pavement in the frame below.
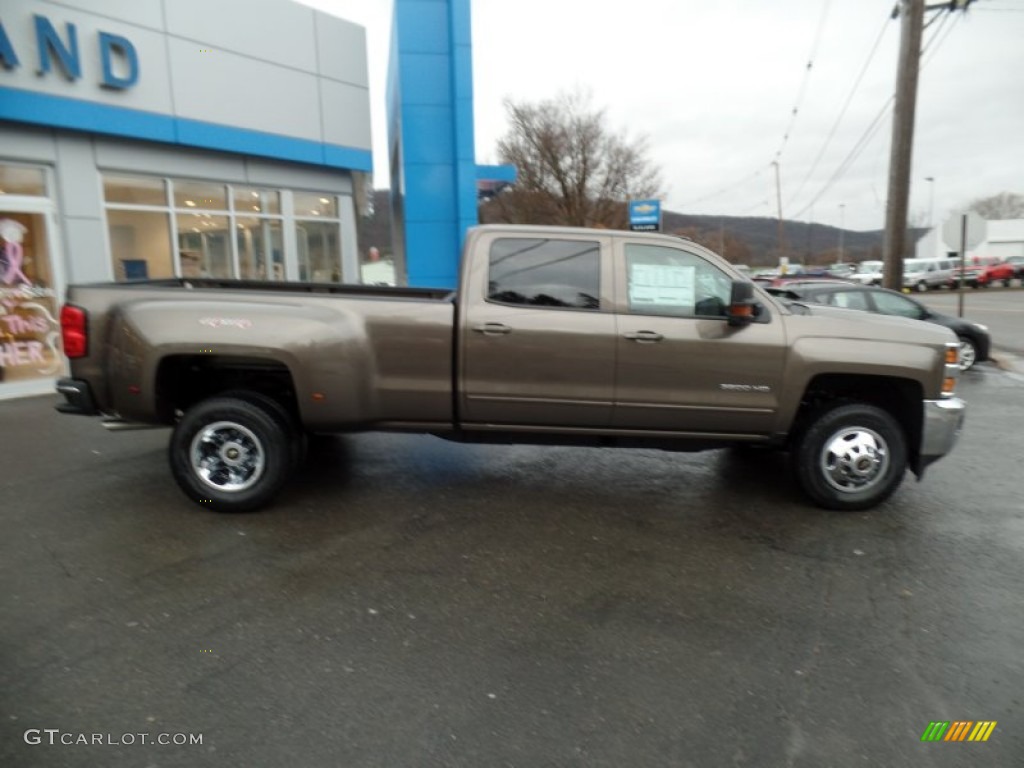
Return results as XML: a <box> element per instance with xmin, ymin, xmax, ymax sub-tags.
<box><xmin>1</xmin><ymin>366</ymin><xmax>1022</xmax><ymax>767</ymax></box>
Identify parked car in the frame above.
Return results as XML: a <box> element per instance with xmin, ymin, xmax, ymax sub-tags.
<box><xmin>753</xmin><ymin>273</ymin><xmax>851</xmax><ymax>288</ymax></box>
<box><xmin>766</xmin><ymin>283</ymin><xmax>990</xmax><ymax>371</ymax></box>
<box><xmin>1005</xmin><ymin>255</ymin><xmax>1024</xmax><ymax>279</ymax></box>
<box><xmin>849</xmin><ymin>260</ymin><xmax>884</xmax><ymax>286</ymax></box>
<box><xmin>902</xmin><ymin>258</ymin><xmax>956</xmax><ymax>292</ymax></box>
<box><xmin>950</xmin><ymin>264</ymin><xmax>1015</xmax><ymax>290</ymax></box>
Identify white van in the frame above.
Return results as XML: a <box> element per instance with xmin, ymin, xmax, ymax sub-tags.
<box><xmin>902</xmin><ymin>257</ymin><xmax>955</xmax><ymax>292</ymax></box>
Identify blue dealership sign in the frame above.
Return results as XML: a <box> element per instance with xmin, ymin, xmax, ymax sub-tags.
<box><xmin>629</xmin><ymin>199</ymin><xmax>661</xmax><ymax>232</ymax></box>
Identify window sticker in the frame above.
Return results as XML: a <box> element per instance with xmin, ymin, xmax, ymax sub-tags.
<box><xmin>629</xmin><ymin>263</ymin><xmax>695</xmax><ymax>307</ymax></box>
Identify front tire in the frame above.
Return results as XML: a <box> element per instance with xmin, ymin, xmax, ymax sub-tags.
<box><xmin>957</xmin><ymin>335</ymin><xmax>978</xmax><ymax>371</ymax></box>
<box><xmin>794</xmin><ymin>403</ymin><xmax>907</xmax><ymax>511</ymax></box>
<box><xmin>170</xmin><ymin>397</ymin><xmax>293</xmax><ymax>512</ymax></box>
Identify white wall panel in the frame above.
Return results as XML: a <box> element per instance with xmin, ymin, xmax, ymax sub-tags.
<box><xmin>320</xmin><ymin>80</ymin><xmax>372</xmax><ymax>151</ymax></box>
<box><xmin>94</xmin><ymin>137</ymin><xmax>247</xmax><ymax>182</ymax></box>
<box><xmin>54</xmin><ymin>133</ymin><xmax>103</xmax><ymax>219</ymax></box>
<box><xmin>39</xmin><ymin>0</ymin><xmax>164</xmax><ymax>31</ymax></box>
<box><xmin>245</xmin><ymin>158</ymin><xmax>351</xmax><ymax>194</ymax></box>
<box><xmin>163</xmin><ymin>0</ymin><xmax>318</xmax><ymax>73</ymax></box>
<box><xmin>167</xmin><ymin>38</ymin><xmax>321</xmax><ymax>142</ymax></box>
<box><xmin>315</xmin><ymin>13</ymin><xmax>369</xmax><ymax>87</ymax></box>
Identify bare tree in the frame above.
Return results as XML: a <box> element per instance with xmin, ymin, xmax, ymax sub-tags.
<box><xmin>484</xmin><ymin>90</ymin><xmax>663</xmax><ymax>229</ymax></box>
<box><xmin>967</xmin><ymin>191</ymin><xmax>1024</xmax><ymax>220</ymax></box>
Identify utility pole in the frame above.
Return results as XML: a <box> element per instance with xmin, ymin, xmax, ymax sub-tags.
<box><xmin>838</xmin><ymin>203</ymin><xmax>845</xmax><ymax>265</ymax></box>
<box><xmin>882</xmin><ymin>0</ymin><xmax>925</xmax><ymax>291</ymax></box>
<box><xmin>772</xmin><ymin>160</ymin><xmax>786</xmax><ymax>261</ymax></box>
<box><xmin>925</xmin><ymin>175</ymin><xmax>935</xmax><ymax>228</ymax></box>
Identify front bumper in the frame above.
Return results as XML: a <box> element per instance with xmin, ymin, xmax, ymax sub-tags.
<box><xmin>920</xmin><ymin>397</ymin><xmax>966</xmax><ymax>467</ymax></box>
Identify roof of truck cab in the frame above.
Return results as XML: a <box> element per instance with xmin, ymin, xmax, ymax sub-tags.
<box><xmin>468</xmin><ymin>224</ymin><xmax>700</xmax><ymax>246</ymax></box>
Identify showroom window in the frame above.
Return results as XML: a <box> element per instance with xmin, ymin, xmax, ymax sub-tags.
<box><xmin>102</xmin><ymin>175</ymin><xmax>337</xmax><ymax>282</ymax></box>
<box><xmin>294</xmin><ymin>193</ymin><xmax>341</xmax><ymax>282</ymax></box>
<box><xmin>103</xmin><ymin>175</ymin><xmax>175</xmax><ymax>280</ymax></box>
<box><xmin>0</xmin><ymin>165</ymin><xmax>48</xmax><ymax>197</ymax></box>
<box><xmin>1</xmin><ymin>163</ymin><xmax>64</xmax><ymax>390</ymax></box>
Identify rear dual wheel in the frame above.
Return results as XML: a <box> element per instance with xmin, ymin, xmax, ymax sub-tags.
<box><xmin>169</xmin><ymin>396</ymin><xmax>298</xmax><ymax>512</ymax></box>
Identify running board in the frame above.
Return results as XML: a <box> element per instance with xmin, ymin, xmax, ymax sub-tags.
<box><xmin>102</xmin><ymin>419</ymin><xmax>163</xmax><ymax>431</ymax></box>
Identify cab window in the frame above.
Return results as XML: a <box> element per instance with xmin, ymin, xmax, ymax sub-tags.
<box><xmin>624</xmin><ymin>244</ymin><xmax>731</xmax><ymax>318</ymax></box>
<box><xmin>826</xmin><ymin>290</ymin><xmax>870</xmax><ymax>310</ymax></box>
<box><xmin>872</xmin><ymin>290</ymin><xmax>924</xmax><ymax>319</ymax></box>
<box><xmin>487</xmin><ymin>238</ymin><xmax>601</xmax><ymax>310</ymax></box>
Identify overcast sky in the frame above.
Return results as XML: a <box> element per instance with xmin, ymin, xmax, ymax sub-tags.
<box><xmin>297</xmin><ymin>0</ymin><xmax>1024</xmax><ymax>232</ymax></box>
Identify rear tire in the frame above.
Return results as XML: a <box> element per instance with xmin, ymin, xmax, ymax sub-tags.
<box><xmin>794</xmin><ymin>403</ymin><xmax>907</xmax><ymax>511</ymax></box>
<box><xmin>170</xmin><ymin>397</ymin><xmax>293</xmax><ymax>512</ymax></box>
<box><xmin>218</xmin><ymin>389</ymin><xmax>307</xmax><ymax>471</ymax></box>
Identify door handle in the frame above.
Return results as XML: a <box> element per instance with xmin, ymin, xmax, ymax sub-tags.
<box><xmin>472</xmin><ymin>322</ymin><xmax>512</xmax><ymax>336</ymax></box>
<box><xmin>624</xmin><ymin>330</ymin><xmax>664</xmax><ymax>343</ymax></box>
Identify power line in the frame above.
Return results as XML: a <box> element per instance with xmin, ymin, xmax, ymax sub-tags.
<box><xmin>772</xmin><ymin>0</ymin><xmax>833</xmax><ymax>163</ymax></box>
<box><xmin>784</xmin><ymin>12</ymin><xmax>893</xmax><ymax>211</ymax></box>
<box><xmin>675</xmin><ymin>2</ymin><xmax>832</xmax><ymax>212</ymax></box>
<box><xmin>789</xmin><ymin>9</ymin><xmax>960</xmax><ymax>221</ymax></box>
<box><xmin>675</xmin><ymin>167</ymin><xmax>767</xmax><ymax>208</ymax></box>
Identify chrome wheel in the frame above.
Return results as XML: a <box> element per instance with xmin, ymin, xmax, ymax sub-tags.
<box><xmin>819</xmin><ymin>427</ymin><xmax>889</xmax><ymax>494</ymax></box>
<box><xmin>958</xmin><ymin>337</ymin><xmax>977</xmax><ymax>371</ymax></box>
<box><xmin>190</xmin><ymin>420</ymin><xmax>266</xmax><ymax>492</ymax></box>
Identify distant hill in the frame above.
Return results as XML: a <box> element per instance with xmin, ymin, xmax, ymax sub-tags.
<box><xmin>660</xmin><ymin>211</ymin><xmax>925</xmax><ymax>267</ymax></box>
<box><xmin>356</xmin><ymin>190</ymin><xmax>922</xmax><ymax>268</ymax></box>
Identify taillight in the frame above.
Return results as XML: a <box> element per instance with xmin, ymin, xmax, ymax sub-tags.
<box><xmin>60</xmin><ymin>304</ymin><xmax>88</xmax><ymax>358</ymax></box>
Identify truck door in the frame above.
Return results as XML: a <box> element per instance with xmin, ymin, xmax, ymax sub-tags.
<box><xmin>612</xmin><ymin>241</ymin><xmax>787</xmax><ymax>434</ymax></box>
<box><xmin>459</xmin><ymin>233</ymin><xmax>616</xmax><ymax>427</ymax></box>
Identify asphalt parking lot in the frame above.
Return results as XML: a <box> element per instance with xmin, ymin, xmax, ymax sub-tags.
<box><xmin>1</xmin><ymin>365</ymin><xmax>1022</xmax><ymax>767</ymax></box>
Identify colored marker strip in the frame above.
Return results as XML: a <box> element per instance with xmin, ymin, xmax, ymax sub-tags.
<box><xmin>944</xmin><ymin>721</ymin><xmax>972</xmax><ymax>741</ymax></box>
<box><xmin>922</xmin><ymin>721</ymin><xmax>997</xmax><ymax>742</ymax></box>
<box><xmin>968</xmin><ymin>722</ymin><xmax>997</xmax><ymax>742</ymax></box>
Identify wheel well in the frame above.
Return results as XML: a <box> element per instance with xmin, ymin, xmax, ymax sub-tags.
<box><xmin>155</xmin><ymin>355</ymin><xmax>299</xmax><ymax>424</ymax></box>
<box><xmin>793</xmin><ymin>374</ymin><xmax>924</xmax><ymax>470</ymax></box>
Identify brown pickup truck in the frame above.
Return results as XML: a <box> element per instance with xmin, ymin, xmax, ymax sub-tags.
<box><xmin>56</xmin><ymin>225</ymin><xmax>966</xmax><ymax>512</ymax></box>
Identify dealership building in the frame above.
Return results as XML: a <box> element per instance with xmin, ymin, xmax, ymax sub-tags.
<box><xmin>0</xmin><ymin>0</ymin><xmax>373</xmax><ymax>398</ymax></box>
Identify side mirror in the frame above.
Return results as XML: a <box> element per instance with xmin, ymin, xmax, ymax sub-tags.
<box><xmin>727</xmin><ymin>280</ymin><xmax>757</xmax><ymax>327</ymax></box>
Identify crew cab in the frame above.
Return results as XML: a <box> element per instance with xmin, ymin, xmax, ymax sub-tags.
<box><xmin>56</xmin><ymin>225</ymin><xmax>967</xmax><ymax>513</ymax></box>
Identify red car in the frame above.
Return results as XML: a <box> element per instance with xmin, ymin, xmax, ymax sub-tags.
<box><xmin>953</xmin><ymin>260</ymin><xmax>1015</xmax><ymax>288</ymax></box>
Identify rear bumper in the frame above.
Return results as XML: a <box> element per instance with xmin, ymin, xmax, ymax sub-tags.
<box><xmin>920</xmin><ymin>397</ymin><xmax>966</xmax><ymax>467</ymax></box>
<box><xmin>55</xmin><ymin>377</ymin><xmax>100</xmax><ymax>416</ymax></box>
